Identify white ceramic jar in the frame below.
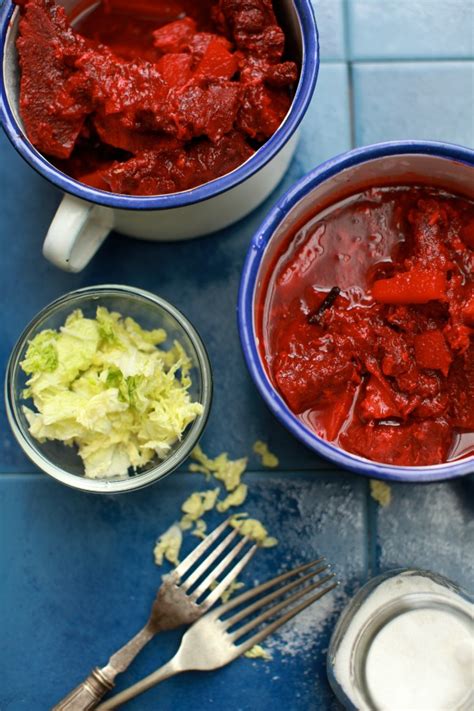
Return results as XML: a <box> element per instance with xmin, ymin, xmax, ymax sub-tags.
<box><xmin>327</xmin><ymin>569</ymin><xmax>473</xmax><ymax>711</ymax></box>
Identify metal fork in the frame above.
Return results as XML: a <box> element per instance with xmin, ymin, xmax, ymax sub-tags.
<box><xmin>97</xmin><ymin>558</ymin><xmax>337</xmax><ymax>709</ymax></box>
<box><xmin>53</xmin><ymin>520</ymin><xmax>257</xmax><ymax>711</ymax></box>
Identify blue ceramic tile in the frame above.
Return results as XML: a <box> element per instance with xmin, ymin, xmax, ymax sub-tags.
<box><xmin>352</xmin><ymin>61</ymin><xmax>474</xmax><ymax>147</ymax></box>
<box><xmin>312</xmin><ymin>0</ymin><xmax>347</xmax><ymax>60</ymax></box>
<box><xmin>292</xmin><ymin>62</ymin><xmax>352</xmax><ymax>174</ymax></box>
<box><xmin>348</xmin><ymin>0</ymin><xmax>474</xmax><ymax>60</ymax></box>
<box><xmin>0</xmin><ymin>471</ymin><xmax>367</xmax><ymax>709</ymax></box>
<box><xmin>372</xmin><ymin>478</ymin><xmax>474</xmax><ymax>591</ymax></box>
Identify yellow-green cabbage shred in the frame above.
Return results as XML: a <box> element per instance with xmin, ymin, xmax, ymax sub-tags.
<box><xmin>21</xmin><ymin>308</ymin><xmax>203</xmax><ymax>479</ymax></box>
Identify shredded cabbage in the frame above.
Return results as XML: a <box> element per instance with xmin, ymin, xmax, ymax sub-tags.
<box><xmin>21</xmin><ymin>308</ymin><xmax>203</xmax><ymax>479</ymax></box>
<box><xmin>244</xmin><ymin>645</ymin><xmax>272</xmax><ymax>660</ymax></box>
<box><xmin>153</xmin><ymin>524</ymin><xmax>183</xmax><ymax>566</ymax></box>
<box><xmin>217</xmin><ymin>483</ymin><xmax>248</xmax><ymax>512</ymax></box>
<box><xmin>180</xmin><ymin>488</ymin><xmax>220</xmax><ymax>529</ymax></box>
<box><xmin>190</xmin><ymin>445</ymin><xmax>247</xmax><ymax>491</ymax></box>
<box><xmin>253</xmin><ymin>440</ymin><xmax>279</xmax><ymax>468</ymax></box>
<box><xmin>230</xmin><ymin>513</ymin><xmax>278</xmax><ymax>548</ymax></box>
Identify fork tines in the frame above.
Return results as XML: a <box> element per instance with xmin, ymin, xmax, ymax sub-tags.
<box><xmin>175</xmin><ymin>519</ymin><xmax>258</xmax><ymax>608</ymax></box>
<box><xmin>215</xmin><ymin>557</ymin><xmax>338</xmax><ymax>653</ymax></box>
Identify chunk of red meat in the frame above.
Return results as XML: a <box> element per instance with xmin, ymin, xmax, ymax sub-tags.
<box><xmin>186</xmin><ymin>130</ymin><xmax>254</xmax><ymax>185</ymax></box>
<box><xmin>274</xmin><ymin>335</ymin><xmax>361</xmax><ymax>413</ymax></box>
<box><xmin>239</xmin><ymin>55</ymin><xmax>298</xmax><ymax>89</ymax></box>
<box><xmin>82</xmin><ymin>148</ymin><xmax>186</xmax><ymax>195</ymax></box>
<box><xmin>80</xmin><ymin>131</ymin><xmax>254</xmax><ymax>195</ymax></box>
<box><xmin>193</xmin><ymin>37</ymin><xmax>239</xmax><ymax>80</ymax></box>
<box><xmin>215</xmin><ymin>0</ymin><xmax>285</xmax><ymax>61</ymax></box>
<box><xmin>78</xmin><ymin>163</ymin><xmax>118</xmax><ymax>191</ymax></box>
<box><xmin>214</xmin><ymin>0</ymin><xmax>278</xmax><ymax>36</ymax></box>
<box><xmin>312</xmin><ymin>385</ymin><xmax>359</xmax><ymax>441</ymax></box>
<box><xmin>413</xmin><ymin>390</ymin><xmax>450</xmax><ymax>419</ymax></box>
<box><xmin>375</xmin><ymin>326</ymin><xmax>412</xmax><ymax>377</ymax></box>
<box><xmin>265</xmin><ymin>61</ymin><xmax>298</xmax><ymax>87</ymax></box>
<box><xmin>157</xmin><ymin>54</ymin><xmax>193</xmax><ymax>87</ymax></box>
<box><xmin>359</xmin><ymin>375</ymin><xmax>402</xmax><ymax>421</ymax></box>
<box><xmin>75</xmin><ymin>49</ymin><xmax>172</xmax><ymax>133</ymax></box>
<box><xmin>414</xmin><ymin>329</ymin><xmax>453</xmax><ymax>377</ymax></box>
<box><xmin>448</xmin><ymin>346</ymin><xmax>474</xmax><ymax>430</ymax></box>
<box><xmin>237</xmin><ymin>84</ymin><xmax>291</xmax><ymax>140</ymax></box>
<box><xmin>93</xmin><ymin>113</ymin><xmax>182</xmax><ymax>154</ymax></box>
<box><xmin>152</xmin><ymin>17</ymin><xmax>197</xmax><ymax>54</ymax></box>
<box><xmin>340</xmin><ymin>419</ymin><xmax>452</xmax><ymax>466</ymax></box>
<box><xmin>16</xmin><ymin>0</ymin><xmax>90</xmax><ymax>158</ymax></box>
<box><xmin>170</xmin><ymin>80</ymin><xmax>241</xmax><ymax>142</ymax></box>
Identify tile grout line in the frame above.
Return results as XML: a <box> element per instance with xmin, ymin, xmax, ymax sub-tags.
<box><xmin>341</xmin><ymin>0</ymin><xmax>357</xmax><ymax>149</ymax></box>
<box><xmin>323</xmin><ymin>58</ymin><xmax>474</xmax><ymax>64</ymax></box>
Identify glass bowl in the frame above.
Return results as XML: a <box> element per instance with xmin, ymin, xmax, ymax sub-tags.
<box><xmin>5</xmin><ymin>285</ymin><xmax>212</xmax><ymax>493</ymax></box>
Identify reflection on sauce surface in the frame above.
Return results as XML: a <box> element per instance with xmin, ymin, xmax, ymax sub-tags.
<box><xmin>258</xmin><ymin>186</ymin><xmax>474</xmax><ymax>466</ymax></box>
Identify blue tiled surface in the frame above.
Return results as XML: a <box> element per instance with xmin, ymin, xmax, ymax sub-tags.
<box><xmin>1</xmin><ymin>472</ymin><xmax>366</xmax><ymax>710</ymax></box>
<box><xmin>353</xmin><ymin>61</ymin><xmax>474</xmax><ymax>146</ymax></box>
<box><xmin>312</xmin><ymin>0</ymin><xmax>347</xmax><ymax>60</ymax></box>
<box><xmin>294</xmin><ymin>62</ymin><xmax>352</xmax><ymax>171</ymax></box>
<box><xmin>348</xmin><ymin>0</ymin><xmax>474</xmax><ymax>60</ymax></box>
<box><xmin>1</xmin><ymin>0</ymin><xmax>473</xmax><ymax>709</ymax></box>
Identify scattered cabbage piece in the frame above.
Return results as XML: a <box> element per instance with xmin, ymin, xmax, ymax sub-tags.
<box><xmin>217</xmin><ymin>483</ymin><xmax>248</xmax><ymax>512</ymax></box>
<box><xmin>244</xmin><ymin>645</ymin><xmax>272</xmax><ymax>661</ymax></box>
<box><xmin>190</xmin><ymin>445</ymin><xmax>247</xmax><ymax>491</ymax></box>
<box><xmin>191</xmin><ymin>519</ymin><xmax>207</xmax><ymax>539</ymax></box>
<box><xmin>180</xmin><ymin>488</ymin><xmax>220</xmax><ymax>529</ymax></box>
<box><xmin>370</xmin><ymin>480</ymin><xmax>392</xmax><ymax>507</ymax></box>
<box><xmin>210</xmin><ymin>578</ymin><xmax>245</xmax><ymax>603</ymax></box>
<box><xmin>20</xmin><ymin>308</ymin><xmax>203</xmax><ymax>479</ymax></box>
<box><xmin>221</xmin><ymin>579</ymin><xmax>245</xmax><ymax>603</ymax></box>
<box><xmin>253</xmin><ymin>440</ymin><xmax>279</xmax><ymax>468</ymax></box>
<box><xmin>154</xmin><ymin>524</ymin><xmax>182</xmax><ymax>566</ymax></box>
<box><xmin>189</xmin><ymin>443</ymin><xmax>217</xmax><ymax>472</ymax></box>
<box><xmin>230</xmin><ymin>513</ymin><xmax>278</xmax><ymax>548</ymax></box>
<box><xmin>188</xmin><ymin>463</ymin><xmax>212</xmax><ymax>479</ymax></box>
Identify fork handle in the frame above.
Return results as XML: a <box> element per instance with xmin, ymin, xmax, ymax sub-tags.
<box><xmin>51</xmin><ymin>668</ymin><xmax>114</xmax><ymax>710</ymax></box>
<box><xmin>96</xmin><ymin>659</ymin><xmax>180</xmax><ymax>710</ymax></box>
<box><xmin>52</xmin><ymin>625</ymin><xmax>156</xmax><ymax>711</ymax></box>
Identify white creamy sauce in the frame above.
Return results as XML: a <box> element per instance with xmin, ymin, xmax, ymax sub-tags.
<box><xmin>365</xmin><ymin>608</ymin><xmax>473</xmax><ymax>710</ymax></box>
<box><xmin>332</xmin><ymin>572</ymin><xmax>474</xmax><ymax>711</ymax></box>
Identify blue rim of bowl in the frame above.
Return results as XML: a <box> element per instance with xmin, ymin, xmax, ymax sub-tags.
<box><xmin>238</xmin><ymin>140</ymin><xmax>474</xmax><ymax>482</ymax></box>
<box><xmin>0</xmin><ymin>0</ymin><xmax>319</xmax><ymax>211</ymax></box>
<box><xmin>5</xmin><ymin>285</ymin><xmax>213</xmax><ymax>494</ymax></box>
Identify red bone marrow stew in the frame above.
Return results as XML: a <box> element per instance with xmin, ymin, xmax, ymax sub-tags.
<box><xmin>14</xmin><ymin>0</ymin><xmax>298</xmax><ymax>195</ymax></box>
<box><xmin>258</xmin><ymin>186</ymin><xmax>474</xmax><ymax>466</ymax></box>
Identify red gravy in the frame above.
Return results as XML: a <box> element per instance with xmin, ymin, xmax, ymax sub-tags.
<box><xmin>258</xmin><ymin>186</ymin><xmax>474</xmax><ymax>466</ymax></box>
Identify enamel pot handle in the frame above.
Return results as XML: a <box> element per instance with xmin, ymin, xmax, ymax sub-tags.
<box><xmin>43</xmin><ymin>194</ymin><xmax>114</xmax><ymax>272</ymax></box>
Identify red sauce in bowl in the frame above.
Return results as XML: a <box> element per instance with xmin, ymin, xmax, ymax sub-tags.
<box><xmin>14</xmin><ymin>0</ymin><xmax>298</xmax><ymax>195</ymax></box>
<box><xmin>258</xmin><ymin>186</ymin><xmax>474</xmax><ymax>466</ymax></box>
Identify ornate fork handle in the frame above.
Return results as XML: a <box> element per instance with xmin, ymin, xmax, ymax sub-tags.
<box><xmin>52</xmin><ymin>624</ymin><xmax>155</xmax><ymax>710</ymax></box>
